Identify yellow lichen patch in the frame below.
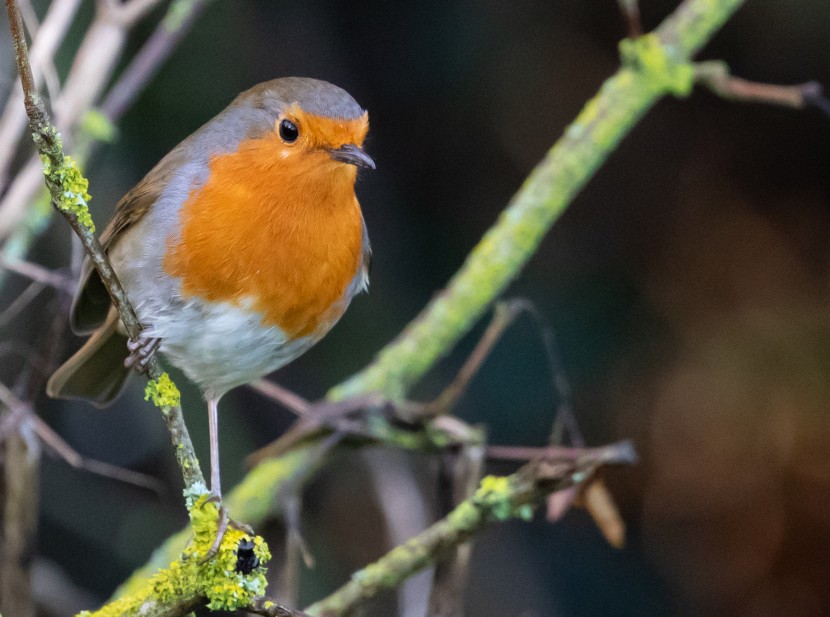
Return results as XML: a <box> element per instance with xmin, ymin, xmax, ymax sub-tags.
<box><xmin>41</xmin><ymin>154</ymin><xmax>94</xmax><ymax>231</ymax></box>
<box><xmin>185</xmin><ymin>494</ymin><xmax>271</xmax><ymax>611</ymax></box>
<box><xmin>144</xmin><ymin>372</ymin><xmax>181</xmax><ymax>408</ymax></box>
<box><xmin>77</xmin><ymin>493</ymin><xmax>270</xmax><ymax>616</ymax></box>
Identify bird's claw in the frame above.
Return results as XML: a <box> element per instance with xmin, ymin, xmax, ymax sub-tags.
<box><xmin>198</xmin><ymin>496</ymin><xmax>254</xmax><ymax>563</ymax></box>
<box><xmin>201</xmin><ymin>505</ymin><xmax>229</xmax><ymax>563</ymax></box>
<box><xmin>124</xmin><ymin>335</ymin><xmax>161</xmax><ymax>373</ymax></box>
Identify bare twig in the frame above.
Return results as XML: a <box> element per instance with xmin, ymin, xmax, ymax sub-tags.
<box><xmin>0</xmin><ymin>0</ymin><xmax>210</xmax><ymax>241</ymax></box>
<box><xmin>0</xmin><ymin>0</ymin><xmax>82</xmax><ymax>185</ymax></box>
<box><xmin>694</xmin><ymin>61</ymin><xmax>830</xmax><ymax>114</ymax></box>
<box><xmin>0</xmin><ymin>418</ymin><xmax>39</xmax><ymax>617</ymax></box>
<box><xmin>247</xmin><ymin>596</ymin><xmax>312</xmax><ymax>617</ymax></box>
<box><xmin>427</xmin><ymin>300</ymin><xmax>531</xmax><ymax>415</ymax></box>
<box><xmin>617</xmin><ymin>0</ymin><xmax>642</xmax><ymax>37</ymax></box>
<box><xmin>249</xmin><ymin>379</ymin><xmax>312</xmax><ymax>416</ymax></box>
<box><xmin>363</xmin><ymin>449</ymin><xmax>434</xmax><ymax>617</ymax></box>
<box><xmin>427</xmin><ymin>441</ymin><xmax>485</xmax><ymax>617</ymax></box>
<box><xmin>0</xmin><ymin>281</ymin><xmax>45</xmax><ymax>326</ymax></box>
<box><xmin>0</xmin><ymin>256</ymin><xmax>73</xmax><ymax>291</ymax></box>
<box><xmin>31</xmin><ymin>414</ymin><xmax>165</xmax><ymax>494</ymax></box>
<box><xmin>18</xmin><ymin>0</ymin><xmax>61</xmax><ymax>101</ymax></box>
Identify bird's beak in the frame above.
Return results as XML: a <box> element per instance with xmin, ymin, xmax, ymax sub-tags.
<box><xmin>330</xmin><ymin>143</ymin><xmax>375</xmax><ymax>170</ymax></box>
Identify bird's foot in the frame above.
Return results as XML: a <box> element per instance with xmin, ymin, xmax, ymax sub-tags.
<box><xmin>199</xmin><ymin>494</ymin><xmax>254</xmax><ymax>563</ymax></box>
<box><xmin>125</xmin><ymin>334</ymin><xmax>161</xmax><ymax>373</ymax></box>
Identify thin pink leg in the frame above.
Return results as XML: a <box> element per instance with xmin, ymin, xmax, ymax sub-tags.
<box><xmin>207</xmin><ymin>396</ymin><xmax>221</xmax><ymax>498</ymax></box>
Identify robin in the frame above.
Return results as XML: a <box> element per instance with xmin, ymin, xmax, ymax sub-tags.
<box><xmin>47</xmin><ymin>77</ymin><xmax>374</xmax><ymax>520</ymax></box>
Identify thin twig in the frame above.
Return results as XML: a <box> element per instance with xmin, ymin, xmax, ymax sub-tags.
<box><xmin>694</xmin><ymin>61</ymin><xmax>830</xmax><ymax>114</ymax></box>
<box><xmin>617</xmin><ymin>0</ymin><xmax>642</xmax><ymax>37</ymax></box>
<box><xmin>18</xmin><ymin>0</ymin><xmax>61</xmax><ymax>102</ymax></box>
<box><xmin>249</xmin><ymin>379</ymin><xmax>312</xmax><ymax>416</ymax></box>
<box><xmin>31</xmin><ymin>414</ymin><xmax>166</xmax><ymax>494</ymax></box>
<box><xmin>0</xmin><ymin>256</ymin><xmax>74</xmax><ymax>291</ymax></box>
<box><xmin>247</xmin><ymin>596</ymin><xmax>312</xmax><ymax>617</ymax></box>
<box><xmin>0</xmin><ymin>0</ymin><xmax>82</xmax><ymax>186</ymax></box>
<box><xmin>0</xmin><ymin>281</ymin><xmax>46</xmax><ymax>326</ymax></box>
<box><xmin>427</xmin><ymin>299</ymin><xmax>531</xmax><ymax>415</ymax></box>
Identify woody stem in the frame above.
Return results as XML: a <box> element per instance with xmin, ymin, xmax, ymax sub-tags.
<box><xmin>4</xmin><ymin>0</ymin><xmax>205</xmax><ymax>494</ymax></box>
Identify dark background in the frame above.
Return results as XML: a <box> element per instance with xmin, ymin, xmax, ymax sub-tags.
<box><xmin>2</xmin><ymin>1</ymin><xmax>830</xmax><ymax>615</ymax></box>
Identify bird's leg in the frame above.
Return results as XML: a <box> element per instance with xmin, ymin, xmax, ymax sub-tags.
<box><xmin>208</xmin><ymin>396</ymin><xmax>221</xmax><ymax>500</ymax></box>
<box><xmin>201</xmin><ymin>395</ymin><xmax>227</xmax><ymax>562</ymax></box>
<box><xmin>124</xmin><ymin>334</ymin><xmax>161</xmax><ymax>373</ymax></box>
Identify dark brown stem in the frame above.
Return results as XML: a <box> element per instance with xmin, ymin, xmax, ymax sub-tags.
<box><xmin>617</xmin><ymin>0</ymin><xmax>642</xmax><ymax>38</ymax></box>
<box><xmin>428</xmin><ymin>299</ymin><xmax>531</xmax><ymax>415</ymax></box>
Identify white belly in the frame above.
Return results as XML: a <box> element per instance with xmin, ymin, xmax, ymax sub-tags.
<box><xmin>140</xmin><ymin>296</ymin><xmax>317</xmax><ymax>399</ymax></box>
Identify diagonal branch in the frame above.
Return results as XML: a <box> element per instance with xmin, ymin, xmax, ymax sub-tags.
<box><xmin>305</xmin><ymin>441</ymin><xmax>636</xmax><ymax>617</ymax></box>
<box><xmin>329</xmin><ymin>0</ymin><xmax>746</xmax><ymax>403</ymax></box>
<box><xmin>4</xmin><ymin>0</ymin><xmax>204</xmax><ymax>493</ymax></box>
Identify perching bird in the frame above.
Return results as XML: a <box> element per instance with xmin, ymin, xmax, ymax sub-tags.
<box><xmin>48</xmin><ymin>77</ymin><xmax>373</xmax><ymax>518</ymax></box>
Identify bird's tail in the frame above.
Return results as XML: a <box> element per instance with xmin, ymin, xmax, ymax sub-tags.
<box><xmin>46</xmin><ymin>310</ymin><xmax>131</xmax><ymax>407</ymax></box>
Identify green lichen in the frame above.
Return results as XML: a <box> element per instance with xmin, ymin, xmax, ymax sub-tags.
<box><xmin>619</xmin><ymin>34</ymin><xmax>695</xmax><ymax>98</ymax></box>
<box><xmin>185</xmin><ymin>495</ymin><xmax>271</xmax><ymax>611</ymax></box>
<box><xmin>81</xmin><ymin>109</ymin><xmax>117</xmax><ymax>143</ymax></box>
<box><xmin>144</xmin><ymin>372</ymin><xmax>181</xmax><ymax>408</ymax></box>
<box><xmin>78</xmin><ymin>494</ymin><xmax>270</xmax><ymax>616</ymax></box>
<box><xmin>40</xmin><ymin>154</ymin><xmax>94</xmax><ymax>231</ymax></box>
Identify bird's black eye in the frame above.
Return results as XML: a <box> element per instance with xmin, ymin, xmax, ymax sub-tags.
<box><xmin>279</xmin><ymin>119</ymin><xmax>299</xmax><ymax>143</ymax></box>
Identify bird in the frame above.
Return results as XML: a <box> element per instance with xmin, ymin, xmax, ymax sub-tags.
<box><xmin>47</xmin><ymin>77</ymin><xmax>374</xmax><ymax>522</ymax></box>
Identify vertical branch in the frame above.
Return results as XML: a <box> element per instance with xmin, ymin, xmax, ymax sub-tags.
<box><xmin>4</xmin><ymin>0</ymin><xmax>205</xmax><ymax>494</ymax></box>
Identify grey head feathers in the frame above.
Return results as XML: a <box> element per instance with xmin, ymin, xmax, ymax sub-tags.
<box><xmin>239</xmin><ymin>77</ymin><xmax>366</xmax><ymax>120</ymax></box>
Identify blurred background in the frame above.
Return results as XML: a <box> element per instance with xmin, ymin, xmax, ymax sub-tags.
<box><xmin>2</xmin><ymin>0</ymin><xmax>830</xmax><ymax>615</ymax></box>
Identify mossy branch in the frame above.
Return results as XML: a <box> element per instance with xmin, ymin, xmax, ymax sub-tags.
<box><xmin>78</xmin><ymin>498</ymin><xmax>272</xmax><ymax>617</ymax></box>
<box><xmin>330</xmin><ymin>0</ymin><xmax>745</xmax><ymax>401</ymax></box>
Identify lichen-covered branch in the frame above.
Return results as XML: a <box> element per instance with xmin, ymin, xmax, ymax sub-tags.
<box><xmin>329</xmin><ymin>0</ymin><xmax>745</xmax><ymax>402</ymax></box>
<box><xmin>305</xmin><ymin>441</ymin><xmax>636</xmax><ymax>617</ymax></box>
<box><xmin>111</xmin><ymin>447</ymin><xmax>320</xmax><ymax>600</ymax></box>
<box><xmin>78</xmin><ymin>498</ymin><xmax>271</xmax><ymax>617</ymax></box>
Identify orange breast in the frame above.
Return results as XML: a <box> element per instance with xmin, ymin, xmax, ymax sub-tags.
<box><xmin>163</xmin><ymin>131</ymin><xmax>364</xmax><ymax>338</ymax></box>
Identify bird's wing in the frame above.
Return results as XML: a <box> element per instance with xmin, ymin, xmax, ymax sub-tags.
<box><xmin>69</xmin><ymin>149</ymin><xmax>184</xmax><ymax>335</ymax></box>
